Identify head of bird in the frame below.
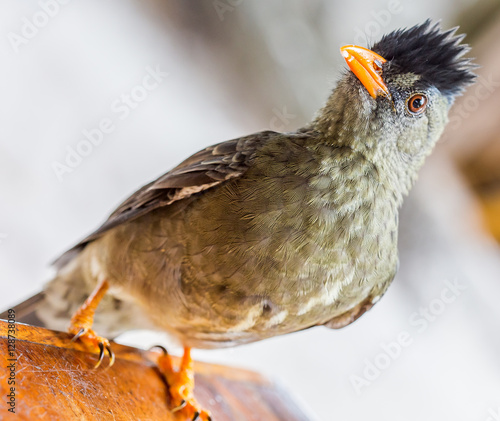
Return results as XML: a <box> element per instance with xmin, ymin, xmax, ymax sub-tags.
<box><xmin>314</xmin><ymin>20</ymin><xmax>476</xmax><ymax>195</ymax></box>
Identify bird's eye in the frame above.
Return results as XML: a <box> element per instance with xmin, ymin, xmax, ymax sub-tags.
<box><xmin>407</xmin><ymin>94</ymin><xmax>428</xmax><ymax>115</ymax></box>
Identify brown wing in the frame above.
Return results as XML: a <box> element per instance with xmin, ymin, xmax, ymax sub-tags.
<box><xmin>53</xmin><ymin>130</ymin><xmax>278</xmax><ymax>268</ymax></box>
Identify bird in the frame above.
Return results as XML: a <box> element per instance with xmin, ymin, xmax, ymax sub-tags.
<box><xmin>3</xmin><ymin>20</ymin><xmax>475</xmax><ymax>420</ymax></box>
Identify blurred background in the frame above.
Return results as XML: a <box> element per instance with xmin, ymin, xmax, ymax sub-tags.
<box><xmin>1</xmin><ymin>1</ymin><xmax>500</xmax><ymax>420</ymax></box>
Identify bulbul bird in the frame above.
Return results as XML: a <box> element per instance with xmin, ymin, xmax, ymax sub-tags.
<box><xmin>4</xmin><ymin>20</ymin><xmax>475</xmax><ymax>420</ymax></box>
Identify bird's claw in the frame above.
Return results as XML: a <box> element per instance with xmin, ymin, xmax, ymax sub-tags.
<box><xmin>152</xmin><ymin>346</ymin><xmax>211</xmax><ymax>420</ymax></box>
<box><xmin>69</xmin><ymin>325</ymin><xmax>115</xmax><ymax>368</ymax></box>
<box><xmin>70</xmin><ymin>327</ymin><xmax>87</xmax><ymax>343</ymax></box>
<box><xmin>96</xmin><ymin>342</ymin><xmax>115</xmax><ymax>368</ymax></box>
<box><xmin>170</xmin><ymin>399</ymin><xmax>212</xmax><ymax>421</ymax></box>
<box><xmin>192</xmin><ymin>412</ymin><xmax>212</xmax><ymax>421</ymax></box>
<box><xmin>171</xmin><ymin>399</ymin><xmax>187</xmax><ymax>413</ymax></box>
<box><xmin>67</xmin><ymin>279</ymin><xmax>114</xmax><ymax>368</ymax></box>
<box><xmin>150</xmin><ymin>345</ymin><xmax>169</xmax><ymax>355</ymax></box>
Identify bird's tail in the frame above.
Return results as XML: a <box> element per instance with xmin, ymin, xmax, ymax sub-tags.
<box><xmin>0</xmin><ymin>292</ymin><xmax>47</xmax><ymax>326</ymax></box>
<box><xmin>0</xmin><ymin>259</ymin><xmax>93</xmax><ymax>332</ymax></box>
<box><xmin>1</xmin><ymin>255</ymin><xmax>154</xmax><ymax>338</ymax></box>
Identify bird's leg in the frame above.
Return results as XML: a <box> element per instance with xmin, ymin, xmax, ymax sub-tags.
<box><xmin>156</xmin><ymin>346</ymin><xmax>211</xmax><ymax>421</ymax></box>
<box><xmin>68</xmin><ymin>279</ymin><xmax>115</xmax><ymax>368</ymax></box>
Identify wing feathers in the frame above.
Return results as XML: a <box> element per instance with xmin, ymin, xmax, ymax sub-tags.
<box><xmin>53</xmin><ymin>130</ymin><xmax>277</xmax><ymax>268</ymax></box>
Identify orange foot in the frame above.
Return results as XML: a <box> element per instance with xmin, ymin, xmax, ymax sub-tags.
<box><xmin>155</xmin><ymin>346</ymin><xmax>211</xmax><ymax>421</ymax></box>
<box><xmin>68</xmin><ymin>279</ymin><xmax>115</xmax><ymax>368</ymax></box>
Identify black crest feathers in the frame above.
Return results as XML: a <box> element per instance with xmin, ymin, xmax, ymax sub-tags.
<box><xmin>371</xmin><ymin>20</ymin><xmax>476</xmax><ymax>97</ymax></box>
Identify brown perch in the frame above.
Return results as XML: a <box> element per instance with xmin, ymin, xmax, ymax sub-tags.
<box><xmin>0</xmin><ymin>320</ymin><xmax>312</xmax><ymax>421</ymax></box>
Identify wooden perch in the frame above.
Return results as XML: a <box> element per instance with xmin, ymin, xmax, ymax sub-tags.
<box><xmin>0</xmin><ymin>320</ymin><xmax>311</xmax><ymax>421</ymax></box>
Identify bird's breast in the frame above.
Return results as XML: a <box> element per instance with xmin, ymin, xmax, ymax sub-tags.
<box><xmin>173</xmin><ymin>153</ymin><xmax>400</xmax><ymax>342</ymax></box>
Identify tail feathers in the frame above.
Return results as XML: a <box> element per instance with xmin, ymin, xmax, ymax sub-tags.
<box><xmin>0</xmin><ymin>292</ymin><xmax>47</xmax><ymax>327</ymax></box>
<box><xmin>2</xmin><ymin>257</ymin><xmax>154</xmax><ymax>338</ymax></box>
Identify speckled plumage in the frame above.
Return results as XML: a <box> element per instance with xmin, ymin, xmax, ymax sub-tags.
<box><xmin>32</xmin><ymin>21</ymin><xmax>475</xmax><ymax>349</ymax></box>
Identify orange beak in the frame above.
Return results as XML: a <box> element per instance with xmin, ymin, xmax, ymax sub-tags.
<box><xmin>340</xmin><ymin>45</ymin><xmax>391</xmax><ymax>99</ymax></box>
